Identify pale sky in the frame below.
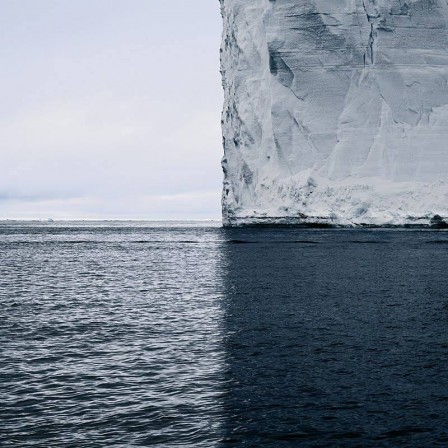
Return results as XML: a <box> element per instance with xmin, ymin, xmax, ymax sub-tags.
<box><xmin>0</xmin><ymin>1</ymin><xmax>223</xmax><ymax>220</ymax></box>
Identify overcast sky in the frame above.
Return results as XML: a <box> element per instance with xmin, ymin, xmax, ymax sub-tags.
<box><xmin>0</xmin><ymin>1</ymin><xmax>223</xmax><ymax>220</ymax></box>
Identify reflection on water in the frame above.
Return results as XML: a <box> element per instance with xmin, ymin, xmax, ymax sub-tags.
<box><xmin>1</xmin><ymin>223</ymin><xmax>448</xmax><ymax>447</ymax></box>
<box><xmin>220</xmin><ymin>228</ymin><xmax>448</xmax><ymax>447</ymax></box>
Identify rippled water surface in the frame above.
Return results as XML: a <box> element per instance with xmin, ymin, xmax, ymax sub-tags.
<box><xmin>1</xmin><ymin>221</ymin><xmax>448</xmax><ymax>447</ymax></box>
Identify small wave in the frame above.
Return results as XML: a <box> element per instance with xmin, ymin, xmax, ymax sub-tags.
<box><xmin>349</xmin><ymin>241</ymin><xmax>388</xmax><ymax>244</ymax></box>
<box><xmin>268</xmin><ymin>427</ymin><xmax>324</xmax><ymax>441</ymax></box>
<box><xmin>374</xmin><ymin>427</ymin><xmax>433</xmax><ymax>440</ymax></box>
<box><xmin>133</xmin><ymin>240</ymin><xmax>200</xmax><ymax>244</ymax></box>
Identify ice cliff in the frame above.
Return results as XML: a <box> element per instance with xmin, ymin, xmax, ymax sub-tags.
<box><xmin>220</xmin><ymin>0</ymin><xmax>448</xmax><ymax>226</ymax></box>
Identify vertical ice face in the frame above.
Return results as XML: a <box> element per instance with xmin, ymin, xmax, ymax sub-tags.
<box><xmin>220</xmin><ymin>0</ymin><xmax>448</xmax><ymax>226</ymax></box>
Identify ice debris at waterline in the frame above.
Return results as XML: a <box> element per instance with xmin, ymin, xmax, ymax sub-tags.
<box><xmin>220</xmin><ymin>0</ymin><xmax>448</xmax><ymax>227</ymax></box>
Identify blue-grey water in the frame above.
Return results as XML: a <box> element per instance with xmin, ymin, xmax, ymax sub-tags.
<box><xmin>1</xmin><ymin>221</ymin><xmax>448</xmax><ymax>447</ymax></box>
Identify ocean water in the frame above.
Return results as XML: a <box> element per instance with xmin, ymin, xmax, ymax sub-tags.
<box><xmin>1</xmin><ymin>221</ymin><xmax>448</xmax><ymax>447</ymax></box>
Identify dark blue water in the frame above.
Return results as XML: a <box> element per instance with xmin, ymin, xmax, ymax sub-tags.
<box><xmin>1</xmin><ymin>222</ymin><xmax>448</xmax><ymax>447</ymax></box>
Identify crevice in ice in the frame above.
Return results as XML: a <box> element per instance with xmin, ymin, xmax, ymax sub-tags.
<box><xmin>292</xmin><ymin>116</ymin><xmax>319</xmax><ymax>157</ymax></box>
<box><xmin>362</xmin><ymin>0</ymin><xmax>380</xmax><ymax>65</ymax></box>
<box><xmin>268</xmin><ymin>47</ymin><xmax>294</xmax><ymax>88</ymax></box>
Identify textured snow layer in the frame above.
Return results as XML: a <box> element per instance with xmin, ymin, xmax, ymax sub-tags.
<box><xmin>220</xmin><ymin>0</ymin><xmax>448</xmax><ymax>226</ymax></box>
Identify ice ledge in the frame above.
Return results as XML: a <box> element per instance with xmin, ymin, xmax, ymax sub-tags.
<box><xmin>222</xmin><ymin>174</ymin><xmax>448</xmax><ymax>228</ymax></box>
<box><xmin>223</xmin><ymin>215</ymin><xmax>448</xmax><ymax>229</ymax></box>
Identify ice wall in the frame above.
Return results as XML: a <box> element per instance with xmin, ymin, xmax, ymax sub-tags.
<box><xmin>220</xmin><ymin>0</ymin><xmax>448</xmax><ymax>226</ymax></box>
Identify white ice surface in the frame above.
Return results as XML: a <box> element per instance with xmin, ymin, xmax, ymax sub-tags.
<box><xmin>220</xmin><ymin>0</ymin><xmax>448</xmax><ymax>226</ymax></box>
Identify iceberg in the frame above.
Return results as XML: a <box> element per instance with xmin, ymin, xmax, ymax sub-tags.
<box><xmin>220</xmin><ymin>0</ymin><xmax>448</xmax><ymax>226</ymax></box>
